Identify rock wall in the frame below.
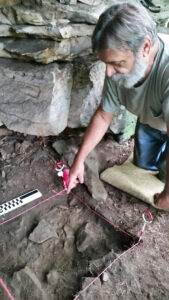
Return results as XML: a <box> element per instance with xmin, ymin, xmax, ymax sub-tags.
<box><xmin>0</xmin><ymin>0</ymin><xmax>168</xmax><ymax>140</ymax></box>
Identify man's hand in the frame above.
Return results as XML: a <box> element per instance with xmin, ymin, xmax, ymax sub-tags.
<box><xmin>67</xmin><ymin>162</ymin><xmax>84</xmax><ymax>193</ymax></box>
<box><xmin>154</xmin><ymin>190</ymin><xmax>169</xmax><ymax>210</ymax></box>
<box><xmin>67</xmin><ymin>106</ymin><xmax>113</xmax><ymax>194</ymax></box>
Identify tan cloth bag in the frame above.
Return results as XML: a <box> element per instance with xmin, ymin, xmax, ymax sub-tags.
<box><xmin>100</xmin><ymin>156</ymin><xmax>164</xmax><ymax>208</ymax></box>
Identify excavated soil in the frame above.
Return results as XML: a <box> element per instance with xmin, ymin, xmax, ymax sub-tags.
<box><xmin>0</xmin><ymin>129</ymin><xmax>169</xmax><ymax>300</ymax></box>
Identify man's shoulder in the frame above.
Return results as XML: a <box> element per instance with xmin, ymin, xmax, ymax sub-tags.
<box><xmin>155</xmin><ymin>34</ymin><xmax>169</xmax><ymax>93</ymax></box>
<box><xmin>158</xmin><ymin>33</ymin><xmax>169</xmax><ymax>59</ymax></box>
<box><xmin>158</xmin><ymin>33</ymin><xmax>169</xmax><ymax>46</ymax></box>
<box><xmin>156</xmin><ymin>34</ymin><xmax>169</xmax><ymax>78</ymax></box>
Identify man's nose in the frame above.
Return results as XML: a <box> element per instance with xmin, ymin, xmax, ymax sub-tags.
<box><xmin>106</xmin><ymin>64</ymin><xmax>117</xmax><ymax>77</ymax></box>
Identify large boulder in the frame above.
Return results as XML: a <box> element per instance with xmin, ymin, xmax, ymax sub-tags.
<box><xmin>0</xmin><ymin>58</ymin><xmax>73</xmax><ymax>135</ymax></box>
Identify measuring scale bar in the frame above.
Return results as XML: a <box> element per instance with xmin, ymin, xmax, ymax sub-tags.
<box><xmin>0</xmin><ymin>189</ymin><xmax>42</xmax><ymax>216</ymax></box>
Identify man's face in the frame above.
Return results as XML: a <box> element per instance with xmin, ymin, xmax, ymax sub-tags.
<box><xmin>99</xmin><ymin>48</ymin><xmax>148</xmax><ymax>88</ymax></box>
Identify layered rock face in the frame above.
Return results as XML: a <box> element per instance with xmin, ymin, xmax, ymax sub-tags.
<box><xmin>0</xmin><ymin>0</ymin><xmax>168</xmax><ymax>138</ymax></box>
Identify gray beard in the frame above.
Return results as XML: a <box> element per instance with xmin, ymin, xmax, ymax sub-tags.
<box><xmin>111</xmin><ymin>54</ymin><xmax>148</xmax><ymax>88</ymax></box>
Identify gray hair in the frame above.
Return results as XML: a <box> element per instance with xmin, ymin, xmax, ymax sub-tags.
<box><xmin>92</xmin><ymin>1</ymin><xmax>157</xmax><ymax>54</ymax></box>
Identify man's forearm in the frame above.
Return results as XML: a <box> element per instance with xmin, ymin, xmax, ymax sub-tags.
<box><xmin>75</xmin><ymin>106</ymin><xmax>113</xmax><ymax>164</ymax></box>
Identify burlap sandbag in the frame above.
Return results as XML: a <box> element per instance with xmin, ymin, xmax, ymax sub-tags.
<box><xmin>100</xmin><ymin>156</ymin><xmax>164</xmax><ymax>208</ymax></box>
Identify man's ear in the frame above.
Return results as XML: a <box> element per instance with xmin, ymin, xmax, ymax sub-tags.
<box><xmin>143</xmin><ymin>39</ymin><xmax>151</xmax><ymax>57</ymax></box>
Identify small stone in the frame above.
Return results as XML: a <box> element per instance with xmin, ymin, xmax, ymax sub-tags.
<box><xmin>47</xmin><ymin>270</ymin><xmax>60</xmax><ymax>286</ymax></box>
<box><xmin>78</xmin><ymin>0</ymin><xmax>101</xmax><ymax>5</ymax></box>
<box><xmin>29</xmin><ymin>219</ymin><xmax>59</xmax><ymax>244</ymax></box>
<box><xmin>20</xmin><ymin>141</ymin><xmax>32</xmax><ymax>154</ymax></box>
<box><xmin>59</xmin><ymin>0</ymin><xmax>71</xmax><ymax>4</ymax></box>
<box><xmin>68</xmin><ymin>195</ymin><xmax>79</xmax><ymax>207</ymax></box>
<box><xmin>60</xmin><ymin>0</ymin><xmax>77</xmax><ymax>3</ymax></box>
<box><xmin>102</xmin><ymin>272</ymin><xmax>109</xmax><ymax>282</ymax></box>
<box><xmin>15</xmin><ymin>142</ymin><xmax>21</xmax><ymax>153</ymax></box>
<box><xmin>0</xmin><ymin>128</ymin><xmax>12</xmax><ymax>136</ymax></box>
<box><xmin>2</xmin><ymin>170</ymin><xmax>5</xmax><ymax>178</ymax></box>
<box><xmin>70</xmin><ymin>0</ymin><xmax>77</xmax><ymax>4</ymax></box>
<box><xmin>0</xmin><ymin>149</ymin><xmax>7</xmax><ymax>160</ymax></box>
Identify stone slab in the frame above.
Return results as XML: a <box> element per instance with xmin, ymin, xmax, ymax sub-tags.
<box><xmin>78</xmin><ymin>0</ymin><xmax>101</xmax><ymax>6</ymax></box>
<box><xmin>10</xmin><ymin>24</ymin><xmax>94</xmax><ymax>40</ymax></box>
<box><xmin>0</xmin><ymin>58</ymin><xmax>73</xmax><ymax>135</ymax></box>
<box><xmin>0</xmin><ymin>36</ymin><xmax>92</xmax><ymax>63</ymax></box>
<box><xmin>29</xmin><ymin>219</ymin><xmax>58</xmax><ymax>244</ymax></box>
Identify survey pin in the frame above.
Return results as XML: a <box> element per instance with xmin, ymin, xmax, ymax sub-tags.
<box><xmin>139</xmin><ymin>209</ymin><xmax>153</xmax><ymax>242</ymax></box>
<box><xmin>55</xmin><ymin>162</ymin><xmax>69</xmax><ymax>190</ymax></box>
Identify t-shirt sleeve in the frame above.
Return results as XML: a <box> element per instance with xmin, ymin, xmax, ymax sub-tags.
<box><xmin>101</xmin><ymin>76</ymin><xmax>120</xmax><ymax>113</ymax></box>
<box><xmin>162</xmin><ymin>67</ymin><xmax>169</xmax><ymax>127</ymax></box>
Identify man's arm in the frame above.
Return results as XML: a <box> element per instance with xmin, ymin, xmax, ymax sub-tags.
<box><xmin>155</xmin><ymin>125</ymin><xmax>169</xmax><ymax>209</ymax></box>
<box><xmin>67</xmin><ymin>106</ymin><xmax>114</xmax><ymax>193</ymax></box>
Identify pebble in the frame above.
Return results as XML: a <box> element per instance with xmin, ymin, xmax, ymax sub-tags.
<box><xmin>2</xmin><ymin>170</ymin><xmax>5</xmax><ymax>178</ymax></box>
<box><xmin>102</xmin><ymin>272</ymin><xmax>109</xmax><ymax>282</ymax></box>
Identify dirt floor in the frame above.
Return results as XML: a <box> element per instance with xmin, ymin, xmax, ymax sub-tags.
<box><xmin>0</xmin><ymin>128</ymin><xmax>169</xmax><ymax>300</ymax></box>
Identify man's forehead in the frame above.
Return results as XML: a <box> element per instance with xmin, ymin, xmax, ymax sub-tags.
<box><xmin>99</xmin><ymin>48</ymin><xmax>134</xmax><ymax>62</ymax></box>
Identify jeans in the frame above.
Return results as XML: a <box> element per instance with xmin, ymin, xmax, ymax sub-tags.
<box><xmin>133</xmin><ymin>120</ymin><xmax>168</xmax><ymax>183</ymax></box>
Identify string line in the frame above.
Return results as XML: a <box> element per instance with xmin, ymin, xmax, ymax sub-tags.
<box><xmin>71</xmin><ymin>191</ymin><xmax>134</xmax><ymax>238</ymax></box>
<box><xmin>0</xmin><ymin>278</ymin><xmax>15</xmax><ymax>300</ymax></box>
<box><xmin>73</xmin><ymin>241</ymin><xmax>140</xmax><ymax>300</ymax></box>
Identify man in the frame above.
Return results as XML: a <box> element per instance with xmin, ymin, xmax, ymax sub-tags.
<box><xmin>67</xmin><ymin>1</ymin><xmax>169</xmax><ymax>210</ymax></box>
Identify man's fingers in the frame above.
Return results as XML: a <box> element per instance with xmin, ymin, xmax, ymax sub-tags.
<box><xmin>67</xmin><ymin>164</ymin><xmax>84</xmax><ymax>193</ymax></box>
<box><xmin>67</xmin><ymin>182</ymin><xmax>74</xmax><ymax>194</ymax></box>
<box><xmin>67</xmin><ymin>176</ymin><xmax>78</xmax><ymax>193</ymax></box>
<box><xmin>78</xmin><ymin>173</ymin><xmax>84</xmax><ymax>184</ymax></box>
